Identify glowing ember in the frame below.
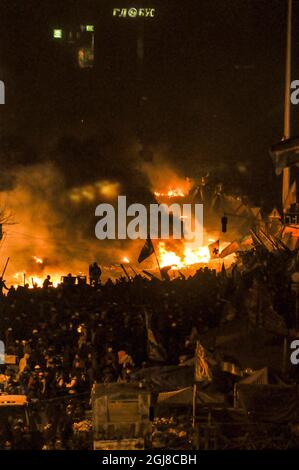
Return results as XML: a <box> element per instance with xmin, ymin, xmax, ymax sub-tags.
<box><xmin>33</xmin><ymin>256</ymin><xmax>43</xmax><ymax>264</ymax></box>
<box><xmin>154</xmin><ymin>187</ymin><xmax>185</xmax><ymax>198</ymax></box>
<box><xmin>123</xmin><ymin>257</ymin><xmax>130</xmax><ymax>263</ymax></box>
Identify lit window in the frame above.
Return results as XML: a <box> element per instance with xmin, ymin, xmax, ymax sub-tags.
<box><xmin>78</xmin><ymin>47</ymin><xmax>94</xmax><ymax>68</ymax></box>
<box><xmin>53</xmin><ymin>29</ymin><xmax>62</xmax><ymax>39</ymax></box>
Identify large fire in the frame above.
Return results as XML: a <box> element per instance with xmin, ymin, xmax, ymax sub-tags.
<box><xmin>11</xmin><ymin>256</ymin><xmax>69</xmax><ymax>288</ymax></box>
<box><xmin>12</xmin><ymin>271</ymin><xmax>63</xmax><ymax>288</ymax></box>
<box><xmin>154</xmin><ymin>187</ymin><xmax>186</xmax><ymax>198</ymax></box>
<box><xmin>154</xmin><ymin>182</ymin><xmax>214</xmax><ymax>268</ymax></box>
<box><xmin>0</xmin><ymin>160</ymin><xmax>237</xmax><ymax>289</ymax></box>
<box><xmin>158</xmin><ymin>241</ymin><xmax>211</xmax><ymax>268</ymax></box>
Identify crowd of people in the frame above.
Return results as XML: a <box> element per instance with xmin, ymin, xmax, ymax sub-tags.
<box><xmin>0</xmin><ymin>249</ymin><xmax>296</xmax><ymax>449</ymax></box>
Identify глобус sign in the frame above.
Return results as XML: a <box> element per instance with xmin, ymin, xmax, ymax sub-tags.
<box><xmin>113</xmin><ymin>8</ymin><xmax>155</xmax><ymax>18</ymax></box>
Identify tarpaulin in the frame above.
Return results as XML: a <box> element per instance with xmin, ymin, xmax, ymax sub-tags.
<box><xmin>238</xmin><ymin>367</ymin><xmax>268</xmax><ymax>385</ymax></box>
<box><xmin>131</xmin><ymin>365</ymin><xmax>194</xmax><ymax>392</ymax></box>
<box><xmin>157</xmin><ymin>386</ymin><xmax>225</xmax><ymax>406</ymax></box>
<box><xmin>236</xmin><ymin>384</ymin><xmax>298</xmax><ymax>423</ymax></box>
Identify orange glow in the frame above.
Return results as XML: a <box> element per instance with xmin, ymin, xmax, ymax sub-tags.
<box><xmin>97</xmin><ymin>181</ymin><xmax>120</xmax><ymax>198</ymax></box>
<box><xmin>12</xmin><ymin>272</ymin><xmax>63</xmax><ymax>288</ymax></box>
<box><xmin>69</xmin><ymin>180</ymin><xmax>120</xmax><ymax>203</ymax></box>
<box><xmin>158</xmin><ymin>243</ymin><xmax>182</xmax><ymax>267</ymax></box>
<box><xmin>158</xmin><ymin>242</ymin><xmax>211</xmax><ymax>268</ymax></box>
<box><xmin>31</xmin><ymin>274</ymin><xmax>62</xmax><ymax>288</ymax></box>
<box><xmin>154</xmin><ymin>187</ymin><xmax>186</xmax><ymax>198</ymax></box>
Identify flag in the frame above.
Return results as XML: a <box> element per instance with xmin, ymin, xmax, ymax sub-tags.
<box><xmin>239</xmin><ymin>233</ymin><xmax>253</xmax><ymax>249</ymax></box>
<box><xmin>219</xmin><ymin>241</ymin><xmax>239</xmax><ymax>258</ymax></box>
<box><xmin>194</xmin><ymin>341</ymin><xmax>212</xmax><ymax>383</ymax></box>
<box><xmin>251</xmin><ymin>228</ymin><xmax>279</xmax><ymax>252</ymax></box>
<box><xmin>250</xmin><ymin>207</ymin><xmax>262</xmax><ymax>221</ymax></box>
<box><xmin>142</xmin><ymin>270</ymin><xmax>161</xmax><ymax>281</ymax></box>
<box><xmin>268</xmin><ymin>207</ymin><xmax>281</xmax><ymax>220</ymax></box>
<box><xmin>283</xmin><ymin>180</ymin><xmax>297</xmax><ymax>210</ymax></box>
<box><xmin>250</xmin><ymin>229</ymin><xmax>265</xmax><ymax>248</ymax></box>
<box><xmin>120</xmin><ymin>263</ymin><xmax>131</xmax><ymax>280</ymax></box>
<box><xmin>138</xmin><ymin>236</ymin><xmax>154</xmax><ymax>263</ymax></box>
<box><xmin>261</xmin><ymin>228</ymin><xmax>289</xmax><ymax>252</ymax></box>
<box><xmin>144</xmin><ymin>311</ymin><xmax>166</xmax><ymax>363</ymax></box>
<box><xmin>208</xmin><ymin>240</ymin><xmax>219</xmax><ymax>259</ymax></box>
<box><xmin>270</xmin><ymin>136</ymin><xmax>299</xmax><ymax>175</ymax></box>
<box><xmin>258</xmin><ymin>228</ymin><xmax>277</xmax><ymax>251</ymax></box>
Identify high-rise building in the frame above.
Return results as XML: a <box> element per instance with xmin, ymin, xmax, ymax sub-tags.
<box><xmin>52</xmin><ymin>24</ymin><xmax>95</xmax><ymax>68</ymax></box>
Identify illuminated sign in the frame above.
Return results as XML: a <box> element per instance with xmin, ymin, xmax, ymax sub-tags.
<box><xmin>113</xmin><ymin>8</ymin><xmax>155</xmax><ymax>18</ymax></box>
<box><xmin>86</xmin><ymin>25</ymin><xmax>94</xmax><ymax>32</ymax></box>
<box><xmin>53</xmin><ymin>29</ymin><xmax>62</xmax><ymax>38</ymax></box>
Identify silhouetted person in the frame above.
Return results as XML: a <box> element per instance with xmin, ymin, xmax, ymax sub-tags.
<box><xmin>43</xmin><ymin>275</ymin><xmax>52</xmax><ymax>289</ymax></box>
<box><xmin>0</xmin><ymin>276</ymin><xmax>8</xmax><ymax>296</ymax></box>
<box><xmin>89</xmin><ymin>262</ymin><xmax>101</xmax><ymax>287</ymax></box>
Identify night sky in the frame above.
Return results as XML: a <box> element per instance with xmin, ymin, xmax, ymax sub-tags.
<box><xmin>0</xmin><ymin>0</ymin><xmax>298</xmax><ymax>209</ymax></box>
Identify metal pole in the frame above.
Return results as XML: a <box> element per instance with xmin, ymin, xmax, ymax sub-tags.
<box><xmin>283</xmin><ymin>0</ymin><xmax>292</xmax><ymax>210</ymax></box>
<box><xmin>152</xmin><ymin>241</ymin><xmax>163</xmax><ymax>279</ymax></box>
<box><xmin>120</xmin><ymin>263</ymin><xmax>131</xmax><ymax>281</ymax></box>
<box><xmin>128</xmin><ymin>263</ymin><xmax>137</xmax><ymax>276</ymax></box>
<box><xmin>296</xmin><ymin>289</ymin><xmax>299</xmax><ymax>329</ymax></box>
<box><xmin>282</xmin><ymin>336</ymin><xmax>288</xmax><ymax>375</ymax></box>
<box><xmin>192</xmin><ymin>383</ymin><xmax>197</xmax><ymax>429</ymax></box>
<box><xmin>137</xmin><ymin>17</ymin><xmax>144</xmax><ymax>136</ymax></box>
<box><xmin>1</xmin><ymin>257</ymin><xmax>9</xmax><ymax>278</ymax></box>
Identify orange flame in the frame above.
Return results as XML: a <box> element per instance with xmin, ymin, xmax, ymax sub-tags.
<box><xmin>154</xmin><ymin>187</ymin><xmax>186</xmax><ymax>198</ymax></box>
<box><xmin>158</xmin><ymin>242</ymin><xmax>211</xmax><ymax>268</ymax></box>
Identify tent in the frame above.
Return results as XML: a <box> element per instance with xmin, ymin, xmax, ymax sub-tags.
<box><xmin>131</xmin><ymin>365</ymin><xmax>194</xmax><ymax>392</ymax></box>
<box><xmin>236</xmin><ymin>384</ymin><xmax>298</xmax><ymax>423</ymax></box>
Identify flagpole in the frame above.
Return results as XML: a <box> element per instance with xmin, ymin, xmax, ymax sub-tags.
<box><xmin>218</xmin><ymin>234</ymin><xmax>221</xmax><ymax>274</ymax></box>
<box><xmin>283</xmin><ymin>0</ymin><xmax>292</xmax><ymax>211</ymax></box>
<box><xmin>120</xmin><ymin>263</ymin><xmax>131</xmax><ymax>281</ymax></box>
<box><xmin>128</xmin><ymin>263</ymin><xmax>137</xmax><ymax>276</ymax></box>
<box><xmin>152</xmin><ymin>240</ymin><xmax>163</xmax><ymax>278</ymax></box>
<box><xmin>193</xmin><ymin>340</ymin><xmax>199</xmax><ymax>429</ymax></box>
<box><xmin>192</xmin><ymin>383</ymin><xmax>197</xmax><ymax>429</ymax></box>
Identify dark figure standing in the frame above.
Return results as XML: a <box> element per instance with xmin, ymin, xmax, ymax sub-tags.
<box><xmin>89</xmin><ymin>262</ymin><xmax>101</xmax><ymax>287</ymax></box>
<box><xmin>0</xmin><ymin>276</ymin><xmax>8</xmax><ymax>296</ymax></box>
<box><xmin>43</xmin><ymin>275</ymin><xmax>52</xmax><ymax>289</ymax></box>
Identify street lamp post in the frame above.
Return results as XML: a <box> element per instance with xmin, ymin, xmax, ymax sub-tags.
<box><xmin>283</xmin><ymin>0</ymin><xmax>292</xmax><ymax>211</ymax></box>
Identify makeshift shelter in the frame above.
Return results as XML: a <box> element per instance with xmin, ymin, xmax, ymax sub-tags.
<box><xmin>235</xmin><ymin>384</ymin><xmax>299</xmax><ymax>424</ymax></box>
<box><xmin>131</xmin><ymin>365</ymin><xmax>194</xmax><ymax>392</ymax></box>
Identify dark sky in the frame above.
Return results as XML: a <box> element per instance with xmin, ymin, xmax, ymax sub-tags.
<box><xmin>0</xmin><ymin>0</ymin><xmax>297</xmax><ymax>208</ymax></box>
